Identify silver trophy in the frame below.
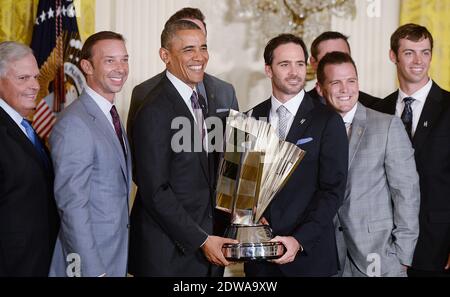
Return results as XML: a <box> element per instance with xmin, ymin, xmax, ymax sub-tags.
<box><xmin>216</xmin><ymin>110</ymin><xmax>306</xmax><ymax>261</ymax></box>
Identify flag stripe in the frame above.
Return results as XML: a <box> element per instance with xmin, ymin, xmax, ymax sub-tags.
<box><xmin>35</xmin><ymin>111</ymin><xmax>54</xmax><ymax>133</ymax></box>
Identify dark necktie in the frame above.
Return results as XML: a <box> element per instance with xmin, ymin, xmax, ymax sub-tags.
<box><xmin>110</xmin><ymin>105</ymin><xmax>126</xmax><ymax>157</ymax></box>
<box><xmin>21</xmin><ymin>119</ymin><xmax>50</xmax><ymax>168</ymax></box>
<box><xmin>190</xmin><ymin>90</ymin><xmax>206</xmax><ymax>140</ymax></box>
<box><xmin>400</xmin><ymin>97</ymin><xmax>415</xmax><ymax>139</ymax></box>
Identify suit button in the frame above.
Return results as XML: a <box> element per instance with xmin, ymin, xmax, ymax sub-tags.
<box><xmin>127</xmin><ymin>224</ymin><xmax>131</xmax><ymax>229</ymax></box>
<box><xmin>338</xmin><ymin>226</ymin><xmax>343</xmax><ymax>231</ymax></box>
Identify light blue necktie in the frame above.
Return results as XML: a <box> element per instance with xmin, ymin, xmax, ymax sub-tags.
<box><xmin>21</xmin><ymin>119</ymin><xmax>49</xmax><ymax>168</ymax></box>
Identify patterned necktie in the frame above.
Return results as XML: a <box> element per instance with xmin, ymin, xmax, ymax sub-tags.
<box><xmin>401</xmin><ymin>97</ymin><xmax>415</xmax><ymax>139</ymax></box>
<box><xmin>277</xmin><ymin>105</ymin><xmax>290</xmax><ymax>140</ymax></box>
<box><xmin>190</xmin><ymin>90</ymin><xmax>206</xmax><ymax>140</ymax></box>
<box><xmin>110</xmin><ymin>105</ymin><xmax>126</xmax><ymax>157</ymax></box>
<box><xmin>21</xmin><ymin>119</ymin><xmax>50</xmax><ymax>168</ymax></box>
<box><xmin>345</xmin><ymin>122</ymin><xmax>352</xmax><ymax>138</ymax></box>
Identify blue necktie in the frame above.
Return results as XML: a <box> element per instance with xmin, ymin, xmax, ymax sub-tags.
<box><xmin>401</xmin><ymin>97</ymin><xmax>415</xmax><ymax>139</ymax></box>
<box><xmin>21</xmin><ymin>119</ymin><xmax>50</xmax><ymax>168</ymax></box>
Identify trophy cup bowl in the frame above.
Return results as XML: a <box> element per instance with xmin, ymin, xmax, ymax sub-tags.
<box><xmin>216</xmin><ymin>110</ymin><xmax>305</xmax><ymax>261</ymax></box>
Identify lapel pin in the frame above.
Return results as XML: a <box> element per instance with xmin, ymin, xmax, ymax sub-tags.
<box><xmin>423</xmin><ymin>121</ymin><xmax>428</xmax><ymax>127</ymax></box>
<box><xmin>358</xmin><ymin>128</ymin><xmax>363</xmax><ymax>136</ymax></box>
<box><xmin>300</xmin><ymin>119</ymin><xmax>306</xmax><ymax>125</ymax></box>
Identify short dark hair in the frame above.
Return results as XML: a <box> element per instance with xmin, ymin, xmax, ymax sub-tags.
<box><xmin>165</xmin><ymin>7</ymin><xmax>207</xmax><ymax>34</ymax></box>
<box><xmin>81</xmin><ymin>31</ymin><xmax>125</xmax><ymax>60</ymax></box>
<box><xmin>317</xmin><ymin>51</ymin><xmax>358</xmax><ymax>85</ymax></box>
<box><xmin>310</xmin><ymin>31</ymin><xmax>350</xmax><ymax>60</ymax></box>
<box><xmin>161</xmin><ymin>19</ymin><xmax>202</xmax><ymax>49</ymax></box>
<box><xmin>264</xmin><ymin>34</ymin><xmax>308</xmax><ymax>66</ymax></box>
<box><xmin>390</xmin><ymin>23</ymin><xmax>433</xmax><ymax>56</ymax></box>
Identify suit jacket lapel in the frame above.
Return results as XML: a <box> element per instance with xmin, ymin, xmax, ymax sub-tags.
<box><xmin>163</xmin><ymin>77</ymin><xmax>210</xmax><ymax>183</ymax></box>
<box><xmin>348</xmin><ymin>103</ymin><xmax>366</xmax><ymax>169</ymax></box>
<box><xmin>412</xmin><ymin>82</ymin><xmax>443</xmax><ymax>154</ymax></box>
<box><xmin>80</xmin><ymin>92</ymin><xmax>128</xmax><ymax>182</ymax></box>
<box><xmin>203</xmin><ymin>75</ymin><xmax>217</xmax><ymax>118</ymax></box>
<box><xmin>285</xmin><ymin>93</ymin><xmax>314</xmax><ymax>143</ymax></box>
<box><xmin>0</xmin><ymin>108</ymin><xmax>49</xmax><ymax>174</ymax></box>
<box><xmin>122</xmin><ymin>121</ymin><xmax>133</xmax><ymax>196</ymax></box>
<box><xmin>202</xmin><ymin>75</ymin><xmax>218</xmax><ymax>188</ymax></box>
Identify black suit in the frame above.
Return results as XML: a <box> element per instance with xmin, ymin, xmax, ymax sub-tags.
<box><xmin>244</xmin><ymin>93</ymin><xmax>348</xmax><ymax>276</ymax></box>
<box><xmin>128</xmin><ymin>76</ymin><xmax>219</xmax><ymax>276</ymax></box>
<box><xmin>128</xmin><ymin>72</ymin><xmax>239</xmax><ymax>273</ymax></box>
<box><xmin>0</xmin><ymin>108</ymin><xmax>58</xmax><ymax>276</ymax></box>
<box><xmin>372</xmin><ymin>81</ymin><xmax>450</xmax><ymax>274</ymax></box>
<box><xmin>308</xmin><ymin>87</ymin><xmax>380</xmax><ymax>108</ymax></box>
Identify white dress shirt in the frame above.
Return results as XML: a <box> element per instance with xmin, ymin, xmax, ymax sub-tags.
<box><xmin>0</xmin><ymin>98</ymin><xmax>29</xmax><ymax>136</ymax></box>
<box><xmin>269</xmin><ymin>90</ymin><xmax>305</xmax><ymax>135</ymax></box>
<box><xmin>166</xmin><ymin>71</ymin><xmax>199</xmax><ymax>121</ymax></box>
<box><xmin>85</xmin><ymin>85</ymin><xmax>116</xmax><ymax>129</ymax></box>
<box><xmin>85</xmin><ymin>86</ymin><xmax>127</xmax><ymax>155</ymax></box>
<box><xmin>166</xmin><ymin>71</ymin><xmax>209</xmax><ymax>148</ymax></box>
<box><xmin>395</xmin><ymin>78</ymin><xmax>432</xmax><ymax>137</ymax></box>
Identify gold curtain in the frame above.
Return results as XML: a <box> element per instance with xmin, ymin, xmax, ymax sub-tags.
<box><xmin>0</xmin><ymin>0</ymin><xmax>95</xmax><ymax>44</ymax></box>
<box><xmin>400</xmin><ymin>0</ymin><xmax>450</xmax><ymax>90</ymax></box>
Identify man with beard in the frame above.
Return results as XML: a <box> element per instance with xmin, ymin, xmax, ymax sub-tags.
<box><xmin>244</xmin><ymin>34</ymin><xmax>348</xmax><ymax>277</ymax></box>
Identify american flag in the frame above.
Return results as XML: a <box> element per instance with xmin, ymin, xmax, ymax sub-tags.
<box><xmin>30</xmin><ymin>0</ymin><xmax>85</xmax><ymax>141</ymax></box>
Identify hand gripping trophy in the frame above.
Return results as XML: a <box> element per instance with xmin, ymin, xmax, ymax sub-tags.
<box><xmin>216</xmin><ymin>110</ymin><xmax>306</xmax><ymax>261</ymax></box>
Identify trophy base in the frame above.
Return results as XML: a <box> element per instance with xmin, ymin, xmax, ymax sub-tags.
<box><xmin>222</xmin><ymin>224</ymin><xmax>285</xmax><ymax>261</ymax></box>
<box><xmin>222</xmin><ymin>241</ymin><xmax>285</xmax><ymax>261</ymax></box>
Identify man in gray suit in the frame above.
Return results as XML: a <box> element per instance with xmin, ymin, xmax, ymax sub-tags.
<box><xmin>127</xmin><ymin>7</ymin><xmax>239</xmax><ymax>142</ymax></box>
<box><xmin>316</xmin><ymin>51</ymin><xmax>420</xmax><ymax>277</ymax></box>
<box><xmin>49</xmin><ymin>31</ymin><xmax>132</xmax><ymax>277</ymax></box>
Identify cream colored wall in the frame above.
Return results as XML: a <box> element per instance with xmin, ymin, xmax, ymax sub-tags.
<box><xmin>96</xmin><ymin>0</ymin><xmax>400</xmax><ymax>121</ymax></box>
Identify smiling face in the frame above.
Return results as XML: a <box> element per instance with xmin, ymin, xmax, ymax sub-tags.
<box><xmin>160</xmin><ymin>29</ymin><xmax>208</xmax><ymax>88</ymax></box>
<box><xmin>265</xmin><ymin>42</ymin><xmax>306</xmax><ymax>103</ymax></box>
<box><xmin>390</xmin><ymin>37</ymin><xmax>431</xmax><ymax>92</ymax></box>
<box><xmin>0</xmin><ymin>53</ymin><xmax>40</xmax><ymax>117</ymax></box>
<box><xmin>317</xmin><ymin>62</ymin><xmax>359</xmax><ymax>117</ymax></box>
<box><xmin>80</xmin><ymin>39</ymin><xmax>129</xmax><ymax>102</ymax></box>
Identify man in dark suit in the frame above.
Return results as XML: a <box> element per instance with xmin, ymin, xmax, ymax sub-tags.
<box><xmin>308</xmin><ymin>31</ymin><xmax>380</xmax><ymax>108</ymax></box>
<box><xmin>127</xmin><ymin>7</ymin><xmax>238</xmax><ymax>242</ymax></box>
<box><xmin>244</xmin><ymin>34</ymin><xmax>348</xmax><ymax>277</ymax></box>
<box><xmin>127</xmin><ymin>7</ymin><xmax>239</xmax><ymax>142</ymax></box>
<box><xmin>128</xmin><ymin>20</ymin><xmax>237</xmax><ymax>277</ymax></box>
<box><xmin>0</xmin><ymin>41</ymin><xmax>58</xmax><ymax>276</ymax></box>
<box><xmin>372</xmin><ymin>23</ymin><xmax>450</xmax><ymax>277</ymax></box>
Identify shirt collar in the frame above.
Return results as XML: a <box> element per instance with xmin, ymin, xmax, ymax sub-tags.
<box><xmin>270</xmin><ymin>89</ymin><xmax>305</xmax><ymax>116</ymax></box>
<box><xmin>398</xmin><ymin>78</ymin><xmax>432</xmax><ymax>104</ymax></box>
<box><xmin>166</xmin><ymin>70</ymin><xmax>196</xmax><ymax>105</ymax></box>
<box><xmin>342</xmin><ymin>103</ymin><xmax>358</xmax><ymax>125</ymax></box>
<box><xmin>0</xmin><ymin>98</ymin><xmax>26</xmax><ymax>127</ymax></box>
<box><xmin>85</xmin><ymin>85</ymin><xmax>114</xmax><ymax>116</ymax></box>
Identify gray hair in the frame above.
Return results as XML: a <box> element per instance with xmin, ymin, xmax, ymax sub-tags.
<box><xmin>0</xmin><ymin>41</ymin><xmax>34</xmax><ymax>77</ymax></box>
